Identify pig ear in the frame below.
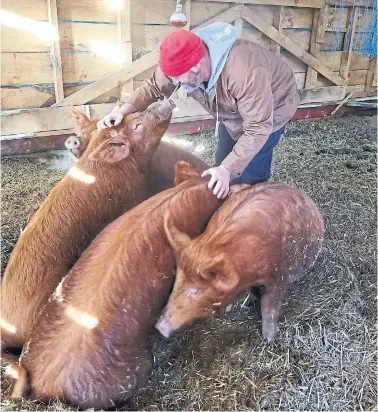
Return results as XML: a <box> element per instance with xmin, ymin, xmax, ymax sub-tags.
<box><xmin>174</xmin><ymin>161</ymin><xmax>201</xmax><ymax>186</ymax></box>
<box><xmin>164</xmin><ymin>212</ymin><xmax>191</xmax><ymax>251</ymax></box>
<box><xmin>202</xmin><ymin>267</ymin><xmax>239</xmax><ymax>293</ymax></box>
<box><xmin>88</xmin><ymin>130</ymin><xmax>130</xmax><ymax>163</ymax></box>
<box><xmin>71</xmin><ymin>106</ymin><xmax>94</xmax><ymax>136</ymax></box>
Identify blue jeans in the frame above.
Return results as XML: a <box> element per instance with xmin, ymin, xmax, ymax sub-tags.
<box><xmin>215</xmin><ymin>125</ymin><xmax>285</xmax><ymax>185</ymax></box>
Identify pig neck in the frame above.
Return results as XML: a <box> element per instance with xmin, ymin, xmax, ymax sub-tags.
<box><xmin>64</xmin><ymin>180</ymin><xmax>223</xmax><ymax>345</ymax></box>
<box><xmin>13</xmin><ymin>154</ymin><xmax>144</xmax><ymax>269</ymax></box>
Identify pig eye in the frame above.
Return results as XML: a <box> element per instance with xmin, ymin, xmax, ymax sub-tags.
<box><xmin>131</xmin><ymin>122</ymin><xmax>143</xmax><ymax>132</ymax></box>
<box><xmin>199</xmin><ymin>270</ymin><xmax>216</xmax><ymax>280</ymax></box>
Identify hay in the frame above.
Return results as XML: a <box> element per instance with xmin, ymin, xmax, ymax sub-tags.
<box><xmin>1</xmin><ymin>115</ymin><xmax>377</xmax><ymax>411</ymax></box>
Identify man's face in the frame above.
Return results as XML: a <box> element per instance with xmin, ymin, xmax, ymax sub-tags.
<box><xmin>170</xmin><ymin>53</ymin><xmax>211</xmax><ymax>93</ymax></box>
<box><xmin>171</xmin><ymin>65</ymin><xmax>203</xmax><ymax>92</ymax></box>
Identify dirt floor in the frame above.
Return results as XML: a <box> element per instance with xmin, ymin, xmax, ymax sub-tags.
<box><xmin>1</xmin><ymin>114</ymin><xmax>377</xmax><ymax>411</ymax></box>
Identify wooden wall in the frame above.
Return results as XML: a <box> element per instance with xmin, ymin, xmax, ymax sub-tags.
<box><xmin>1</xmin><ymin>0</ymin><xmax>377</xmax><ymax>111</ymax></box>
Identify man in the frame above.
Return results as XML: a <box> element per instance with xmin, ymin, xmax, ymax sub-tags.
<box><xmin>98</xmin><ymin>22</ymin><xmax>300</xmax><ymax>199</ymax></box>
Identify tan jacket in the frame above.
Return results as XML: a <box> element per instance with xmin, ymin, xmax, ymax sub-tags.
<box><xmin>127</xmin><ymin>39</ymin><xmax>300</xmax><ymax>178</ymax></box>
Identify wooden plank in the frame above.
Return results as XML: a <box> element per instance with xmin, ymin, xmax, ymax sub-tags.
<box><xmin>1</xmin><ymin>25</ymin><xmax>49</xmax><ymax>52</ymax></box>
<box><xmin>295</xmin><ymin>73</ymin><xmax>306</xmax><ymax>89</ymax></box>
<box><xmin>1</xmin><ymin>53</ymin><xmax>53</xmax><ymax>84</ymax></box>
<box><xmin>299</xmin><ymin>86</ymin><xmax>346</xmax><ymax>104</ymax></box>
<box><xmin>64</xmin><ymin>84</ymin><xmax>121</xmax><ymax>104</ymax></box>
<box><xmin>305</xmin><ymin>6</ymin><xmax>327</xmax><ymax>88</ymax></box>
<box><xmin>192</xmin><ymin>5</ymin><xmax>242</xmax><ymax>31</ymax></box>
<box><xmin>242</xmin><ymin>27</ymin><xmax>272</xmax><ymax>49</ymax></box>
<box><xmin>346</xmin><ymin>69</ymin><xmax>367</xmax><ymax>85</ymax></box>
<box><xmin>1</xmin><ymin>86</ymin><xmax>54</xmax><ymax>110</ymax></box>
<box><xmin>197</xmin><ymin>0</ymin><xmax>324</xmax><ymax>8</ymax></box>
<box><xmin>55</xmin><ymin>50</ymin><xmax>158</xmax><ymax>106</ymax></box>
<box><xmin>326</xmin><ymin>0</ymin><xmax>374</xmax><ymax>7</ymax></box>
<box><xmin>2</xmin><ymin>99</ymin><xmax>210</xmax><ymax>136</ymax></box>
<box><xmin>305</xmin><ymin>9</ymin><xmax>320</xmax><ymax>88</ymax></box>
<box><xmin>118</xmin><ymin>0</ymin><xmax>133</xmax><ymax>101</ymax></box>
<box><xmin>365</xmin><ymin>57</ymin><xmax>377</xmax><ymax>91</ymax></box>
<box><xmin>47</xmin><ymin>0</ymin><xmax>64</xmax><ymax>102</ymax></box>
<box><xmin>57</xmin><ymin>0</ymin><xmax>117</xmax><ymax>23</ymax></box>
<box><xmin>241</xmin><ymin>6</ymin><xmax>345</xmax><ymax>85</ymax></box>
<box><xmin>59</xmin><ymin>23</ymin><xmax>118</xmax><ymax>52</ymax></box>
<box><xmin>191</xmin><ymin>1</ymin><xmax>232</xmax><ymax>26</ymax></box>
<box><xmin>55</xmin><ymin>6</ymin><xmax>242</xmax><ymax>106</ymax></box>
<box><xmin>183</xmin><ymin>0</ymin><xmax>192</xmax><ymax>30</ymax></box>
<box><xmin>62</xmin><ymin>53</ymin><xmax>119</xmax><ymax>83</ymax></box>
<box><xmin>234</xmin><ymin>17</ymin><xmax>243</xmax><ymax>38</ymax></box>
<box><xmin>339</xmin><ymin>7</ymin><xmax>359</xmax><ymax>80</ymax></box>
<box><xmin>131</xmin><ymin>24</ymin><xmax>173</xmax><ymax>58</ymax></box>
<box><xmin>271</xmin><ymin>6</ymin><xmax>284</xmax><ymax>55</ymax></box>
<box><xmin>1</xmin><ymin>0</ymin><xmax>47</xmax><ymax>20</ymax></box>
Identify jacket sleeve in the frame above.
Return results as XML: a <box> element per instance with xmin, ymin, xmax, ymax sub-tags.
<box><xmin>221</xmin><ymin>66</ymin><xmax>274</xmax><ymax>179</ymax></box>
<box><xmin>126</xmin><ymin>66</ymin><xmax>177</xmax><ymax>111</ymax></box>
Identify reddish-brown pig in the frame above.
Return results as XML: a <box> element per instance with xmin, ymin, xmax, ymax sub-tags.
<box><xmin>156</xmin><ymin>182</ymin><xmax>324</xmax><ymax>342</ymax></box>
<box><xmin>1</xmin><ymin>101</ymin><xmax>174</xmax><ymax>353</ymax></box>
<box><xmin>64</xmin><ymin>108</ymin><xmax>209</xmax><ymax>196</ymax></box>
<box><xmin>7</xmin><ymin>162</ymin><xmax>224</xmax><ymax>410</ymax></box>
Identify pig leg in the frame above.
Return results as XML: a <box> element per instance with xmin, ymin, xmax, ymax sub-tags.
<box><xmin>260</xmin><ymin>281</ymin><xmax>287</xmax><ymax>342</ymax></box>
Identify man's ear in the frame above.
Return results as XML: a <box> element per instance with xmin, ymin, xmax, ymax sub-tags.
<box><xmin>164</xmin><ymin>212</ymin><xmax>191</xmax><ymax>251</ymax></box>
<box><xmin>71</xmin><ymin>106</ymin><xmax>97</xmax><ymax>136</ymax></box>
<box><xmin>174</xmin><ymin>161</ymin><xmax>201</xmax><ymax>186</ymax></box>
<box><xmin>88</xmin><ymin>130</ymin><xmax>130</xmax><ymax>163</ymax></box>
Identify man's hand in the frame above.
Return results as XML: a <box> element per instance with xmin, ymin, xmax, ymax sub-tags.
<box><xmin>201</xmin><ymin>165</ymin><xmax>231</xmax><ymax>199</ymax></box>
<box><xmin>97</xmin><ymin>110</ymin><xmax>124</xmax><ymax>130</ymax></box>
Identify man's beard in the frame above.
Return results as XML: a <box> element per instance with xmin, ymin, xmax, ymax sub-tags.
<box><xmin>181</xmin><ymin>83</ymin><xmax>202</xmax><ymax>93</ymax></box>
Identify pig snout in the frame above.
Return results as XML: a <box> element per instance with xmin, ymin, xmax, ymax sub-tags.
<box><xmin>155</xmin><ymin>315</ymin><xmax>174</xmax><ymax>338</ymax></box>
<box><xmin>65</xmin><ymin>135</ymin><xmax>81</xmax><ymax>155</ymax></box>
<box><xmin>149</xmin><ymin>100</ymin><xmax>176</xmax><ymax>123</ymax></box>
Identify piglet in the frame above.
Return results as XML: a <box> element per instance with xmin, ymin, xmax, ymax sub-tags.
<box><xmin>65</xmin><ymin>107</ymin><xmax>210</xmax><ymax>196</ymax></box>
<box><xmin>156</xmin><ymin>182</ymin><xmax>324</xmax><ymax>342</ymax></box>
<box><xmin>1</xmin><ymin>101</ymin><xmax>174</xmax><ymax>353</ymax></box>
<box><xmin>7</xmin><ymin>162</ymin><xmax>224</xmax><ymax>410</ymax></box>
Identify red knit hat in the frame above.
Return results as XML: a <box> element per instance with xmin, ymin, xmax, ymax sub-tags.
<box><xmin>159</xmin><ymin>29</ymin><xmax>206</xmax><ymax>77</ymax></box>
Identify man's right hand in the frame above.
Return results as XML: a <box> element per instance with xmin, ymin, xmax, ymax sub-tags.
<box><xmin>97</xmin><ymin>110</ymin><xmax>125</xmax><ymax>130</ymax></box>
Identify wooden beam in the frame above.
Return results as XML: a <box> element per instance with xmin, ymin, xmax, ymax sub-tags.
<box><xmin>118</xmin><ymin>0</ymin><xmax>133</xmax><ymax>101</ymax></box>
<box><xmin>305</xmin><ymin>6</ymin><xmax>327</xmax><ymax>88</ymax></box>
<box><xmin>241</xmin><ymin>6</ymin><xmax>346</xmax><ymax>86</ymax></box>
<box><xmin>54</xmin><ymin>51</ymin><xmax>158</xmax><ymax>107</ymax></box>
<box><xmin>365</xmin><ymin>57</ymin><xmax>377</xmax><ymax>91</ymax></box>
<box><xmin>339</xmin><ymin>7</ymin><xmax>359</xmax><ymax>81</ymax></box>
<box><xmin>192</xmin><ymin>5</ymin><xmax>241</xmax><ymax>32</ymax></box>
<box><xmin>234</xmin><ymin>17</ymin><xmax>244</xmax><ymax>38</ymax></box>
<box><xmin>299</xmin><ymin>86</ymin><xmax>346</xmax><ymax>104</ymax></box>
<box><xmin>326</xmin><ymin>0</ymin><xmax>374</xmax><ymax>6</ymax></box>
<box><xmin>198</xmin><ymin>0</ymin><xmax>324</xmax><ymax>8</ymax></box>
<box><xmin>178</xmin><ymin>0</ymin><xmax>192</xmax><ymax>99</ymax></box>
<box><xmin>1</xmin><ymin>99</ymin><xmax>211</xmax><ymax>136</ymax></box>
<box><xmin>54</xmin><ymin>6</ymin><xmax>242</xmax><ymax>107</ymax></box>
<box><xmin>270</xmin><ymin>6</ymin><xmax>285</xmax><ymax>56</ymax></box>
<box><xmin>183</xmin><ymin>0</ymin><xmax>192</xmax><ymax>31</ymax></box>
<box><xmin>47</xmin><ymin>0</ymin><xmax>64</xmax><ymax>102</ymax></box>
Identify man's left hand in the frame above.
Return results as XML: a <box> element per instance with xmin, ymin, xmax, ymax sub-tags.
<box><xmin>201</xmin><ymin>165</ymin><xmax>231</xmax><ymax>199</ymax></box>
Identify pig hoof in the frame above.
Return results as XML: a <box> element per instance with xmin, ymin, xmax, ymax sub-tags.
<box><xmin>262</xmin><ymin>323</ymin><xmax>279</xmax><ymax>343</ymax></box>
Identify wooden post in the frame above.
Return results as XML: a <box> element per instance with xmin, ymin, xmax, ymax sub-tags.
<box><xmin>339</xmin><ymin>7</ymin><xmax>359</xmax><ymax>81</ymax></box>
<box><xmin>270</xmin><ymin>6</ymin><xmax>284</xmax><ymax>56</ymax></box>
<box><xmin>178</xmin><ymin>0</ymin><xmax>192</xmax><ymax>99</ymax></box>
<box><xmin>47</xmin><ymin>0</ymin><xmax>64</xmax><ymax>103</ymax></box>
<box><xmin>118</xmin><ymin>0</ymin><xmax>133</xmax><ymax>102</ymax></box>
<box><xmin>305</xmin><ymin>6</ymin><xmax>328</xmax><ymax>89</ymax></box>
<box><xmin>234</xmin><ymin>17</ymin><xmax>243</xmax><ymax>38</ymax></box>
<box><xmin>365</xmin><ymin>57</ymin><xmax>377</xmax><ymax>92</ymax></box>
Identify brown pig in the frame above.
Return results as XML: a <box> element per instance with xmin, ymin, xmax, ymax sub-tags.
<box><xmin>7</xmin><ymin>162</ymin><xmax>224</xmax><ymax>410</ymax></box>
<box><xmin>1</xmin><ymin>101</ymin><xmax>174</xmax><ymax>353</ymax></box>
<box><xmin>64</xmin><ymin>107</ymin><xmax>209</xmax><ymax>195</ymax></box>
<box><xmin>156</xmin><ymin>182</ymin><xmax>324</xmax><ymax>342</ymax></box>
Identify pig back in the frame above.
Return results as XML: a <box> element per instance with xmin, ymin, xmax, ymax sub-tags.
<box><xmin>147</xmin><ymin>142</ymin><xmax>209</xmax><ymax>196</ymax></box>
